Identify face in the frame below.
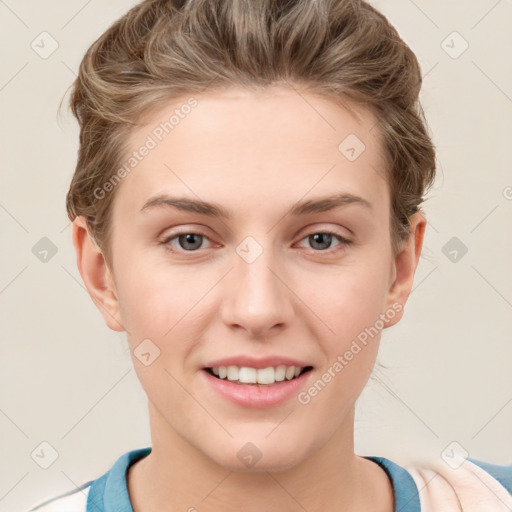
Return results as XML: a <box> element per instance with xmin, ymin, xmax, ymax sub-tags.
<box><xmin>74</xmin><ymin>85</ymin><xmax>424</xmax><ymax>473</ymax></box>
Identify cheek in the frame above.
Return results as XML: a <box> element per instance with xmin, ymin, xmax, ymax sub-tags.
<box><xmin>301</xmin><ymin>258</ymin><xmax>392</xmax><ymax>336</ymax></box>
<box><xmin>115</xmin><ymin>235</ymin><xmax>392</xmax><ymax>343</ymax></box>
<box><xmin>115</xmin><ymin>266</ymin><xmax>203</xmax><ymax>391</ymax></box>
<box><xmin>115</xmin><ymin>259</ymin><xmax>220</xmax><ymax>356</ymax></box>
<box><xmin>297</xmin><ymin>265</ymin><xmax>389</xmax><ymax>414</ymax></box>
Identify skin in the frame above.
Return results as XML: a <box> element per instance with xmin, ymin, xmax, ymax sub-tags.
<box><xmin>72</xmin><ymin>85</ymin><xmax>425</xmax><ymax>512</ymax></box>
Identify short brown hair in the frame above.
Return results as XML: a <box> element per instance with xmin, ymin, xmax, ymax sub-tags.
<box><xmin>65</xmin><ymin>0</ymin><xmax>436</xmax><ymax>267</ymax></box>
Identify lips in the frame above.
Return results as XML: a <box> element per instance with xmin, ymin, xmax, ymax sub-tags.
<box><xmin>201</xmin><ymin>362</ymin><xmax>314</xmax><ymax>408</ymax></box>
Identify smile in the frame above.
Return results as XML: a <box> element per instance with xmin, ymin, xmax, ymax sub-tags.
<box><xmin>205</xmin><ymin>365</ymin><xmax>313</xmax><ymax>386</ymax></box>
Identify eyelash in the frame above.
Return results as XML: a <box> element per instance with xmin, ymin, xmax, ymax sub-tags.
<box><xmin>160</xmin><ymin>229</ymin><xmax>353</xmax><ymax>255</ymax></box>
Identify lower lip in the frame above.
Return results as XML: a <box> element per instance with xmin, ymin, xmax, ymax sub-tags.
<box><xmin>201</xmin><ymin>369</ymin><xmax>313</xmax><ymax>409</ymax></box>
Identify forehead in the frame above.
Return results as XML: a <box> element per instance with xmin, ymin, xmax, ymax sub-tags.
<box><xmin>113</xmin><ymin>85</ymin><xmax>388</xmax><ymax>221</ymax></box>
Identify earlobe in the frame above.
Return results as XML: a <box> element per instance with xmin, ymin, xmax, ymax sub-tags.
<box><xmin>384</xmin><ymin>212</ymin><xmax>426</xmax><ymax>328</ymax></box>
<box><xmin>71</xmin><ymin>216</ymin><xmax>125</xmax><ymax>332</ymax></box>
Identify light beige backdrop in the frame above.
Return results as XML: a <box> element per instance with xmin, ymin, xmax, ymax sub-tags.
<box><xmin>1</xmin><ymin>1</ymin><xmax>511</xmax><ymax>511</ymax></box>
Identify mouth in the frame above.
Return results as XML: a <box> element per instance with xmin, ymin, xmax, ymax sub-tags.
<box><xmin>203</xmin><ymin>365</ymin><xmax>314</xmax><ymax>386</ymax></box>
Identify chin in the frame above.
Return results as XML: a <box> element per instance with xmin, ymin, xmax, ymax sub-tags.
<box><xmin>207</xmin><ymin>441</ymin><xmax>309</xmax><ymax>474</ymax></box>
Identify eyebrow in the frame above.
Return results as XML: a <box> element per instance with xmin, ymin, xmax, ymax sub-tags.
<box><xmin>139</xmin><ymin>192</ymin><xmax>372</xmax><ymax>218</ymax></box>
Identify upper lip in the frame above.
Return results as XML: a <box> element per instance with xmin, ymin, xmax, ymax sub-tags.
<box><xmin>203</xmin><ymin>356</ymin><xmax>313</xmax><ymax>370</ymax></box>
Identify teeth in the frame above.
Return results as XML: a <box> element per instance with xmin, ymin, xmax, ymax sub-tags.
<box><xmin>239</xmin><ymin>367</ymin><xmax>257</xmax><ymax>384</ymax></box>
<box><xmin>210</xmin><ymin>365</ymin><xmax>306</xmax><ymax>385</ymax></box>
<box><xmin>227</xmin><ymin>365</ymin><xmax>238</xmax><ymax>381</ymax></box>
<box><xmin>256</xmin><ymin>367</ymin><xmax>274</xmax><ymax>385</ymax></box>
<box><xmin>275</xmin><ymin>365</ymin><xmax>286</xmax><ymax>382</ymax></box>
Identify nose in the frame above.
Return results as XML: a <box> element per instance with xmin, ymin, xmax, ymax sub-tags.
<box><xmin>219</xmin><ymin>242</ymin><xmax>294</xmax><ymax>338</ymax></box>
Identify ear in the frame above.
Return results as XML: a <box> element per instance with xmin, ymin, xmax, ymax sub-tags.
<box><xmin>71</xmin><ymin>216</ymin><xmax>125</xmax><ymax>332</ymax></box>
<box><xmin>383</xmin><ymin>212</ymin><xmax>426</xmax><ymax>328</ymax></box>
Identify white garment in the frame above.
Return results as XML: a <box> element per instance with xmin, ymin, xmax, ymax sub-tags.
<box><xmin>27</xmin><ymin>485</ymin><xmax>89</xmax><ymax>512</ymax></box>
<box><xmin>406</xmin><ymin>458</ymin><xmax>512</xmax><ymax>512</ymax></box>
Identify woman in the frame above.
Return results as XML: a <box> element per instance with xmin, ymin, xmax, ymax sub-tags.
<box><xmin>29</xmin><ymin>0</ymin><xmax>512</xmax><ymax>510</ymax></box>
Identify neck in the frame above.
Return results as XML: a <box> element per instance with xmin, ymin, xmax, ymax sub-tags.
<box><xmin>127</xmin><ymin>404</ymin><xmax>393</xmax><ymax>512</ymax></box>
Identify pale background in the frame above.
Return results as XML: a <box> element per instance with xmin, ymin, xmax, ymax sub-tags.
<box><xmin>1</xmin><ymin>1</ymin><xmax>511</xmax><ymax>511</ymax></box>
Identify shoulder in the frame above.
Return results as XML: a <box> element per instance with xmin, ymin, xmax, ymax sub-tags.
<box><xmin>26</xmin><ymin>481</ymin><xmax>92</xmax><ymax>512</ymax></box>
<box><xmin>25</xmin><ymin>447</ymin><xmax>152</xmax><ymax>512</ymax></box>
<box><xmin>404</xmin><ymin>456</ymin><xmax>512</xmax><ymax>510</ymax></box>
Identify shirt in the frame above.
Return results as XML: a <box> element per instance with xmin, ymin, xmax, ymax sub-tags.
<box><xmin>27</xmin><ymin>446</ymin><xmax>512</xmax><ymax>512</ymax></box>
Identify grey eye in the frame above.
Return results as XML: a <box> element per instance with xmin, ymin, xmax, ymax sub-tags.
<box><xmin>176</xmin><ymin>233</ymin><xmax>204</xmax><ymax>251</ymax></box>
<box><xmin>308</xmin><ymin>233</ymin><xmax>334</xmax><ymax>250</ymax></box>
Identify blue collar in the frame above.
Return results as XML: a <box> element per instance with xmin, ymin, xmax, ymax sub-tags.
<box><xmin>364</xmin><ymin>456</ymin><xmax>421</xmax><ymax>511</ymax></box>
<box><xmin>87</xmin><ymin>447</ymin><xmax>152</xmax><ymax>512</ymax></box>
<box><xmin>87</xmin><ymin>448</ymin><xmax>421</xmax><ymax>512</ymax></box>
